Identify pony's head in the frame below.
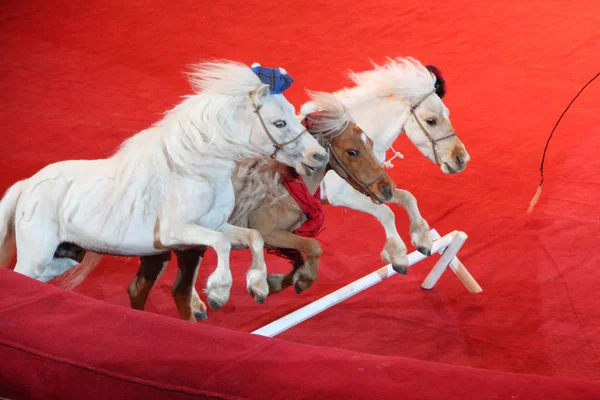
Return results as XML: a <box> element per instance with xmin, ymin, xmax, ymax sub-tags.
<box><xmin>301</xmin><ymin>92</ymin><xmax>395</xmax><ymax>204</ymax></box>
<box><xmin>349</xmin><ymin>57</ymin><xmax>470</xmax><ymax>174</ymax></box>
<box><xmin>187</xmin><ymin>61</ymin><xmax>328</xmax><ymax>173</ymax></box>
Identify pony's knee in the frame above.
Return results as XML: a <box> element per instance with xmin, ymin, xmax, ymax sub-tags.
<box><xmin>393</xmin><ymin>189</ymin><xmax>418</xmax><ymax>207</ymax></box>
<box><xmin>248</xmin><ymin>229</ymin><xmax>264</xmax><ymax>250</ymax></box>
<box><xmin>375</xmin><ymin>203</ymin><xmax>395</xmax><ymax>222</ymax></box>
<box><xmin>307</xmin><ymin>239</ymin><xmax>322</xmax><ymax>258</ymax></box>
<box><xmin>212</xmin><ymin>236</ymin><xmax>231</xmax><ymax>255</ymax></box>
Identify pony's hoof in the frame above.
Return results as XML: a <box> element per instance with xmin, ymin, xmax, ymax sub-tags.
<box><xmin>247</xmin><ymin>270</ymin><xmax>269</xmax><ymax>304</ymax></box>
<box><xmin>417</xmin><ymin>246</ymin><xmax>432</xmax><ymax>257</ymax></box>
<box><xmin>392</xmin><ymin>264</ymin><xmax>408</xmax><ymax>275</ymax></box>
<box><xmin>294</xmin><ymin>278</ymin><xmax>313</xmax><ymax>294</ymax></box>
<box><xmin>194</xmin><ymin>311</ymin><xmax>208</xmax><ymax>321</ymax></box>
<box><xmin>412</xmin><ymin>228</ymin><xmax>433</xmax><ymax>256</ymax></box>
<box><xmin>207</xmin><ymin>297</ymin><xmax>223</xmax><ymax>311</ymax></box>
<box><xmin>248</xmin><ymin>287</ymin><xmax>266</xmax><ymax>304</ymax></box>
<box><xmin>295</xmin><ymin>283</ymin><xmax>304</xmax><ymax>294</ymax></box>
<box><xmin>267</xmin><ymin>274</ymin><xmax>285</xmax><ymax>294</ymax></box>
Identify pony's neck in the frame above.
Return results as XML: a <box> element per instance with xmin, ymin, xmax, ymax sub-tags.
<box><xmin>158</xmin><ymin>95</ymin><xmax>251</xmax><ymax>176</ymax></box>
<box><xmin>335</xmin><ymin>87</ymin><xmax>409</xmax><ymax>156</ymax></box>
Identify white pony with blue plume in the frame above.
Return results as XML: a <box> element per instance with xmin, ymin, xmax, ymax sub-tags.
<box><xmin>0</xmin><ymin>60</ymin><xmax>328</xmax><ymax>310</ymax></box>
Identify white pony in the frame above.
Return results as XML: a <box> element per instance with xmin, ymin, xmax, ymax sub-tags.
<box><xmin>0</xmin><ymin>60</ymin><xmax>328</xmax><ymax>309</ymax></box>
<box><xmin>312</xmin><ymin>57</ymin><xmax>470</xmax><ymax>269</ymax></box>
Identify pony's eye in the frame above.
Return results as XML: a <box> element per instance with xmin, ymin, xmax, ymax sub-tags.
<box><xmin>347</xmin><ymin>150</ymin><xmax>359</xmax><ymax>157</ymax></box>
<box><xmin>274</xmin><ymin>120</ymin><xmax>287</xmax><ymax>128</ymax></box>
<box><xmin>425</xmin><ymin>118</ymin><xmax>437</xmax><ymax>126</ymax></box>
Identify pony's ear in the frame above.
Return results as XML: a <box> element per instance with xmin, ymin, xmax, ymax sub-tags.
<box><xmin>251</xmin><ymin>84</ymin><xmax>270</xmax><ymax>107</ymax></box>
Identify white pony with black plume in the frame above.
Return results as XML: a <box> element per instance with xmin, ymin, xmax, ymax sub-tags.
<box><xmin>0</xmin><ymin>60</ymin><xmax>328</xmax><ymax>309</ymax></box>
<box><xmin>309</xmin><ymin>57</ymin><xmax>470</xmax><ymax>272</ymax></box>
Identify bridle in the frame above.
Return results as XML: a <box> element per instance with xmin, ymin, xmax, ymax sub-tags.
<box><xmin>304</xmin><ymin>116</ymin><xmax>387</xmax><ymax>201</ymax></box>
<box><xmin>254</xmin><ymin>103</ymin><xmax>307</xmax><ymax>159</ymax></box>
<box><xmin>328</xmin><ymin>137</ymin><xmax>387</xmax><ymax>200</ymax></box>
<box><xmin>403</xmin><ymin>90</ymin><xmax>457</xmax><ymax>165</ymax></box>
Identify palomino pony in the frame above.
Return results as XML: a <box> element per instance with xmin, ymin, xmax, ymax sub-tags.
<box><xmin>0</xmin><ymin>60</ymin><xmax>329</xmax><ymax>311</ymax></box>
<box><xmin>87</xmin><ymin>92</ymin><xmax>395</xmax><ymax>322</ymax></box>
<box><xmin>315</xmin><ymin>57</ymin><xmax>470</xmax><ymax>271</ymax></box>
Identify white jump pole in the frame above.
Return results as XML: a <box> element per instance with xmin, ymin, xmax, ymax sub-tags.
<box><xmin>422</xmin><ymin>229</ymin><xmax>482</xmax><ymax>293</ymax></box>
<box><xmin>252</xmin><ymin>230</ymin><xmax>461</xmax><ymax>338</ymax></box>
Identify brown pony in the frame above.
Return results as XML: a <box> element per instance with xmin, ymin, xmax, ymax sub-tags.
<box><xmin>56</xmin><ymin>92</ymin><xmax>395</xmax><ymax>322</ymax></box>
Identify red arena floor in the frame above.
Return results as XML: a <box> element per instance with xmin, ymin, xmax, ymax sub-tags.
<box><xmin>1</xmin><ymin>1</ymin><xmax>599</xmax><ymax>398</ymax></box>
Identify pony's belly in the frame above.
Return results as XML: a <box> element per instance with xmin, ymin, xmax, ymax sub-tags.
<box><xmin>58</xmin><ymin>176</ymin><xmax>160</xmax><ymax>255</ymax></box>
<box><xmin>62</xmin><ymin>214</ymin><xmax>159</xmax><ymax>256</ymax></box>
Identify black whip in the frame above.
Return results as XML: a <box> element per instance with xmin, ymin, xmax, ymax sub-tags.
<box><xmin>527</xmin><ymin>71</ymin><xmax>600</xmax><ymax>213</ymax></box>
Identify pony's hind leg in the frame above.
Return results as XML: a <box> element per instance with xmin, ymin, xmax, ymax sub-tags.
<box><xmin>173</xmin><ymin>248</ymin><xmax>208</xmax><ymax>322</ymax></box>
<box><xmin>128</xmin><ymin>252</ymin><xmax>171</xmax><ymax>312</ymax></box>
<box><xmin>13</xmin><ymin>211</ymin><xmax>77</xmax><ymax>282</ymax></box>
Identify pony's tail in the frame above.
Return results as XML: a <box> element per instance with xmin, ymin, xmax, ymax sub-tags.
<box><xmin>0</xmin><ymin>181</ymin><xmax>25</xmax><ymax>267</ymax></box>
<box><xmin>53</xmin><ymin>252</ymin><xmax>104</xmax><ymax>290</ymax></box>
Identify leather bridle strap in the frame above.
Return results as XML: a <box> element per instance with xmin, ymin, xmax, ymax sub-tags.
<box><xmin>254</xmin><ymin>105</ymin><xmax>307</xmax><ymax>159</ymax></box>
<box><xmin>328</xmin><ymin>141</ymin><xmax>387</xmax><ymax>198</ymax></box>
<box><xmin>406</xmin><ymin>90</ymin><xmax>457</xmax><ymax>165</ymax></box>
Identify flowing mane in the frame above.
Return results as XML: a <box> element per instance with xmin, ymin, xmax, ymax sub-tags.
<box><xmin>300</xmin><ymin>91</ymin><xmax>353</xmax><ymax>141</ymax></box>
<box><xmin>336</xmin><ymin>57</ymin><xmax>437</xmax><ymax>106</ymax></box>
<box><xmin>101</xmin><ymin>61</ymin><xmax>268</xmax><ymax>234</ymax></box>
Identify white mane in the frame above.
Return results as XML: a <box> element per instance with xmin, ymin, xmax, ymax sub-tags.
<box><xmin>230</xmin><ymin>92</ymin><xmax>355</xmax><ymax>227</ymax></box>
<box><xmin>100</xmin><ymin>61</ymin><xmax>268</xmax><ymax>235</ymax></box>
<box><xmin>300</xmin><ymin>91</ymin><xmax>353</xmax><ymax>139</ymax></box>
<box><xmin>337</xmin><ymin>57</ymin><xmax>436</xmax><ymax>106</ymax></box>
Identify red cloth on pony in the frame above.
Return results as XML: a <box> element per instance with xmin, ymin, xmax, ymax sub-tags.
<box><xmin>280</xmin><ymin>167</ymin><xmax>325</xmax><ymax>238</ymax></box>
<box><xmin>275</xmin><ymin>111</ymin><xmax>335</xmax><ymax>238</ymax></box>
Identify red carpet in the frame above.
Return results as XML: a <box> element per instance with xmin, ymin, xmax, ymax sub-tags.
<box><xmin>1</xmin><ymin>0</ymin><xmax>600</xmax><ymax>389</ymax></box>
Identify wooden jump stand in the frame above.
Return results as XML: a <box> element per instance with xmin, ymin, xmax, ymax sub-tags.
<box><xmin>252</xmin><ymin>229</ymin><xmax>482</xmax><ymax>338</ymax></box>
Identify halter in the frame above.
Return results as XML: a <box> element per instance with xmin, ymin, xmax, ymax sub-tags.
<box><xmin>254</xmin><ymin>103</ymin><xmax>307</xmax><ymax>159</ymax></box>
<box><xmin>404</xmin><ymin>90</ymin><xmax>457</xmax><ymax>165</ymax></box>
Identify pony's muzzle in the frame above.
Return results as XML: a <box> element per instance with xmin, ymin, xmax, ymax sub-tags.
<box><xmin>453</xmin><ymin>147</ymin><xmax>470</xmax><ymax>170</ymax></box>
<box><xmin>311</xmin><ymin>151</ymin><xmax>328</xmax><ymax>164</ymax></box>
<box><xmin>305</xmin><ymin>149</ymin><xmax>329</xmax><ymax>168</ymax></box>
<box><xmin>442</xmin><ymin>145</ymin><xmax>470</xmax><ymax>174</ymax></box>
<box><xmin>380</xmin><ymin>182</ymin><xmax>394</xmax><ymax>202</ymax></box>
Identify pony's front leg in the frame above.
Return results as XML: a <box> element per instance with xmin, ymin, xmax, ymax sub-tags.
<box><xmin>323</xmin><ymin>177</ymin><xmax>409</xmax><ymax>274</ymax></box>
<box><xmin>217</xmin><ymin>223</ymin><xmax>268</xmax><ymax>304</ymax></box>
<box><xmin>391</xmin><ymin>189</ymin><xmax>433</xmax><ymax>256</ymax></box>
<box><xmin>159</xmin><ymin>224</ymin><xmax>232</xmax><ymax>311</ymax></box>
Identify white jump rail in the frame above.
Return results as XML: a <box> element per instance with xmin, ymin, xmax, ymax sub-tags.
<box><xmin>252</xmin><ymin>229</ymin><xmax>481</xmax><ymax>338</ymax></box>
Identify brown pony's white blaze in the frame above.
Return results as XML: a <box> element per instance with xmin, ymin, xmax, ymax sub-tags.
<box><xmin>299</xmin><ymin>97</ymin><xmax>395</xmax><ymax>205</ymax></box>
